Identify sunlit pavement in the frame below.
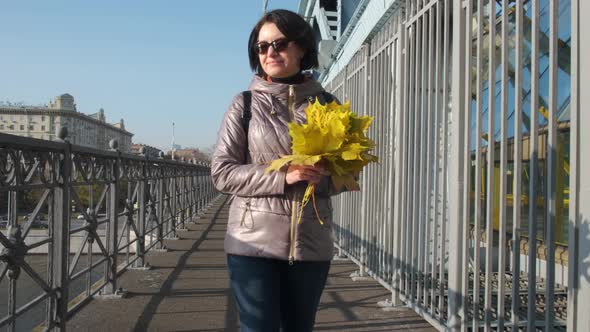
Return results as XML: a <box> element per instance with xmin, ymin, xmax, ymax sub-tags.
<box><xmin>67</xmin><ymin>196</ymin><xmax>435</xmax><ymax>332</ymax></box>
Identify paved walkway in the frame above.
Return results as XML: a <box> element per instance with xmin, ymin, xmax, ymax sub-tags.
<box><xmin>68</xmin><ymin>196</ymin><xmax>436</xmax><ymax>331</ymax></box>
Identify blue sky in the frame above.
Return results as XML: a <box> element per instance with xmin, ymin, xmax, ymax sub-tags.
<box><xmin>0</xmin><ymin>0</ymin><xmax>299</xmax><ymax>151</ymax></box>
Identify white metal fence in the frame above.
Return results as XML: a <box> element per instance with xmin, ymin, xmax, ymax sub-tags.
<box><xmin>327</xmin><ymin>0</ymin><xmax>588</xmax><ymax>330</ymax></box>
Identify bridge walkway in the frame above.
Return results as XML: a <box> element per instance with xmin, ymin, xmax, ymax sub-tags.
<box><xmin>66</xmin><ymin>196</ymin><xmax>435</xmax><ymax>332</ymax></box>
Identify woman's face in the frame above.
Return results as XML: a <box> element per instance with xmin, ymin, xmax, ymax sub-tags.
<box><xmin>257</xmin><ymin>22</ymin><xmax>304</xmax><ymax>78</ymax></box>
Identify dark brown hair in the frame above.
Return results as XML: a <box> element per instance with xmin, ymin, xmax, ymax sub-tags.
<box><xmin>248</xmin><ymin>9</ymin><xmax>319</xmax><ymax>74</ymax></box>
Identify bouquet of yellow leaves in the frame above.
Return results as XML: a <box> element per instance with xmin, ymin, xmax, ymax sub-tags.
<box><xmin>264</xmin><ymin>99</ymin><xmax>378</xmax><ymax>224</ymax></box>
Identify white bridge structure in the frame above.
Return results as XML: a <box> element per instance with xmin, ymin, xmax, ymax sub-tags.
<box><xmin>300</xmin><ymin>0</ymin><xmax>589</xmax><ymax>330</ymax></box>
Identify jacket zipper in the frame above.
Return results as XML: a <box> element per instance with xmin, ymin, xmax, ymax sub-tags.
<box><xmin>289</xmin><ymin>194</ymin><xmax>298</xmax><ymax>265</ymax></box>
<box><xmin>240</xmin><ymin>202</ymin><xmax>250</xmax><ymax>227</ymax></box>
<box><xmin>239</xmin><ymin>199</ymin><xmax>251</xmax><ymax>227</ymax></box>
<box><xmin>288</xmin><ymin>85</ymin><xmax>297</xmax><ymax>265</ymax></box>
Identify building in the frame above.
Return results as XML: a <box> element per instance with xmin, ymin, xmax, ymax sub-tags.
<box><xmin>0</xmin><ymin>93</ymin><xmax>133</xmax><ymax>152</ymax></box>
<box><xmin>131</xmin><ymin>143</ymin><xmax>162</xmax><ymax>158</ymax></box>
<box><xmin>168</xmin><ymin>148</ymin><xmax>210</xmax><ymax>162</ymax></box>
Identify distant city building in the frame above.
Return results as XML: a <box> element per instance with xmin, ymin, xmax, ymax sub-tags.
<box><xmin>172</xmin><ymin>143</ymin><xmax>182</xmax><ymax>150</ymax></box>
<box><xmin>131</xmin><ymin>143</ymin><xmax>162</xmax><ymax>158</ymax></box>
<box><xmin>168</xmin><ymin>148</ymin><xmax>210</xmax><ymax>162</ymax></box>
<box><xmin>0</xmin><ymin>93</ymin><xmax>133</xmax><ymax>152</ymax></box>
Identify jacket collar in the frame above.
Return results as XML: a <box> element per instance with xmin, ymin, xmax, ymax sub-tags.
<box><xmin>247</xmin><ymin>75</ymin><xmax>325</xmax><ymax>102</ymax></box>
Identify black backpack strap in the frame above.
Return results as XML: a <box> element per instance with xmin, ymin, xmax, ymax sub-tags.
<box><xmin>241</xmin><ymin>91</ymin><xmax>252</xmax><ymax>163</ymax></box>
<box><xmin>241</xmin><ymin>90</ymin><xmax>252</xmax><ymax>133</ymax></box>
<box><xmin>320</xmin><ymin>91</ymin><xmax>334</xmax><ymax>104</ymax></box>
<box><xmin>308</xmin><ymin>91</ymin><xmax>335</xmax><ymax>105</ymax></box>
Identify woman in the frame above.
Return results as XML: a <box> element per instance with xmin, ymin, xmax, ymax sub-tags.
<box><xmin>211</xmin><ymin>9</ymin><xmax>341</xmax><ymax>332</ymax></box>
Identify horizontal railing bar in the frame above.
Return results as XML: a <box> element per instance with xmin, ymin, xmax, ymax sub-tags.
<box><xmin>69</xmin><ymin>225</ymin><xmax>90</xmax><ymax>234</ymax></box>
<box><xmin>404</xmin><ymin>0</ymin><xmax>437</xmax><ymax>28</ymax></box>
<box><xmin>397</xmin><ymin>293</ymin><xmax>447</xmax><ymax>331</ymax></box>
<box><xmin>66</xmin><ymin>288</ymin><xmax>99</xmax><ymax>320</ymax></box>
<box><xmin>25</xmin><ymin>237</ymin><xmax>53</xmax><ymax>251</ymax></box>
<box><xmin>145</xmin><ymin>225</ymin><xmax>161</xmax><ymax>235</ymax></box>
<box><xmin>0</xmin><ymin>292</ymin><xmax>52</xmax><ymax>328</ymax></box>
<box><xmin>471</xmin><ymin>319</ymin><xmax>568</xmax><ymax>328</ymax></box>
<box><xmin>370</xmin><ymin>37</ymin><xmax>397</xmax><ymax>60</ymax></box>
<box><xmin>145</xmin><ymin>239</ymin><xmax>161</xmax><ymax>252</ymax></box>
<box><xmin>0</xmin><ymin>183</ymin><xmax>59</xmax><ymax>192</ymax></box>
<box><xmin>69</xmin><ymin>145</ymin><xmax>119</xmax><ymax>158</ymax></box>
<box><xmin>118</xmin><ymin>238</ymin><xmax>138</xmax><ymax>251</ymax></box>
<box><xmin>69</xmin><ymin>256</ymin><xmax>108</xmax><ymax>281</ymax></box>
<box><xmin>69</xmin><ymin>180</ymin><xmax>112</xmax><ymax>186</ymax></box>
<box><xmin>0</xmin><ymin>134</ymin><xmax>207</xmax><ymax>168</ymax></box>
<box><xmin>116</xmin><ymin>256</ymin><xmax>140</xmax><ymax>276</ymax></box>
<box><xmin>0</xmin><ymin>132</ymin><xmax>67</xmax><ymax>151</ymax></box>
<box><xmin>65</xmin><ymin>294</ymin><xmax>95</xmax><ymax>321</ymax></box>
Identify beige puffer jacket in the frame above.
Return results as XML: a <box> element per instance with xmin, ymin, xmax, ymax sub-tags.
<box><xmin>211</xmin><ymin>75</ymin><xmax>339</xmax><ymax>262</ymax></box>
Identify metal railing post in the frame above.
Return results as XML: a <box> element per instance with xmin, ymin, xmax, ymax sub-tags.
<box><xmin>391</xmin><ymin>17</ymin><xmax>406</xmax><ymax>307</ymax></box>
<box><xmin>181</xmin><ymin>167</ymin><xmax>186</xmax><ymax>221</ymax></box>
<box><xmin>200</xmin><ymin>165</ymin><xmax>206</xmax><ymax>207</ymax></box>
<box><xmin>179</xmin><ymin>171</ymin><xmax>186</xmax><ymax>230</ymax></box>
<box><xmin>135</xmin><ymin>154</ymin><xmax>147</xmax><ymax>268</ymax></box>
<box><xmin>170</xmin><ymin>175</ymin><xmax>176</xmax><ymax>233</ymax></box>
<box><xmin>198</xmin><ymin>166</ymin><xmax>203</xmax><ymax>207</ymax></box>
<box><xmin>208</xmin><ymin>164</ymin><xmax>214</xmax><ymax>203</ymax></box>
<box><xmin>447</xmin><ymin>0</ymin><xmax>466</xmax><ymax>329</ymax></box>
<box><xmin>194</xmin><ymin>167</ymin><xmax>200</xmax><ymax>217</ymax></box>
<box><xmin>169</xmin><ymin>173</ymin><xmax>178</xmax><ymax>237</ymax></box>
<box><xmin>51</xmin><ymin>130</ymin><xmax>71</xmax><ymax>331</ymax></box>
<box><xmin>199</xmin><ymin>166</ymin><xmax>206</xmax><ymax>213</ymax></box>
<box><xmin>157</xmin><ymin>172</ymin><xmax>165</xmax><ymax>250</ymax></box>
<box><xmin>190</xmin><ymin>167</ymin><xmax>196</xmax><ymax>221</ymax></box>
<box><xmin>186</xmin><ymin>171</ymin><xmax>191</xmax><ymax>222</ymax></box>
<box><xmin>186</xmin><ymin>165</ymin><xmax>192</xmax><ymax>222</ymax></box>
<box><xmin>207</xmin><ymin>165</ymin><xmax>211</xmax><ymax>206</ymax></box>
<box><xmin>103</xmin><ymin>140</ymin><xmax>120</xmax><ymax>295</ymax></box>
<box><xmin>6</xmin><ymin>188</ymin><xmax>18</xmax><ymax>332</ymax></box>
<box><xmin>569</xmin><ymin>1</ymin><xmax>590</xmax><ymax>330</ymax></box>
<box><xmin>358</xmin><ymin>44</ymin><xmax>370</xmax><ymax>277</ymax></box>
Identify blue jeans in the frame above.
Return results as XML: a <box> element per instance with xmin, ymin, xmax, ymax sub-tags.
<box><xmin>227</xmin><ymin>254</ymin><xmax>330</xmax><ymax>332</ymax></box>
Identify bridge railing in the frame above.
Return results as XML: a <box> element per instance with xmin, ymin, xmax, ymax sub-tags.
<box><xmin>326</xmin><ymin>1</ymin><xmax>588</xmax><ymax>330</ymax></box>
<box><xmin>0</xmin><ymin>130</ymin><xmax>218</xmax><ymax>331</ymax></box>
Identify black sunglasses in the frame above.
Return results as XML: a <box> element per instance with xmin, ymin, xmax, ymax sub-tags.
<box><xmin>255</xmin><ymin>38</ymin><xmax>291</xmax><ymax>54</ymax></box>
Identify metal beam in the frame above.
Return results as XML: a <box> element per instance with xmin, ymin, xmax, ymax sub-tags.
<box><xmin>448</xmin><ymin>0</ymin><xmax>466</xmax><ymax>329</ymax></box>
<box><xmin>568</xmin><ymin>1</ymin><xmax>590</xmax><ymax>330</ymax></box>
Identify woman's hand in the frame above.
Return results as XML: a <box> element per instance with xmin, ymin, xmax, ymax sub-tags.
<box><xmin>285</xmin><ymin>165</ymin><xmax>330</xmax><ymax>185</ymax></box>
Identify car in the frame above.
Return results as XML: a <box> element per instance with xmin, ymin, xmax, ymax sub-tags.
<box><xmin>77</xmin><ymin>214</ymin><xmax>86</xmax><ymax>220</ymax></box>
<box><xmin>31</xmin><ymin>220</ymin><xmax>49</xmax><ymax>229</ymax></box>
<box><xmin>24</xmin><ymin>214</ymin><xmax>49</xmax><ymax>229</ymax></box>
<box><xmin>24</xmin><ymin>213</ymin><xmax>38</xmax><ymax>221</ymax></box>
<box><xmin>0</xmin><ymin>214</ymin><xmax>9</xmax><ymax>229</ymax></box>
